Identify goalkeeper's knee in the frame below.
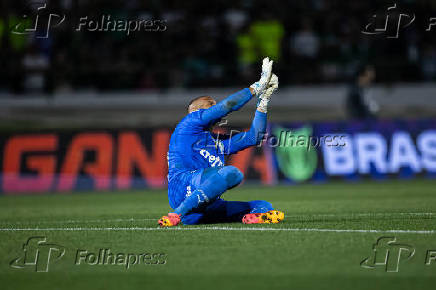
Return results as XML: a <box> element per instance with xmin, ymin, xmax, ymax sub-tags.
<box><xmin>217</xmin><ymin>166</ymin><xmax>243</xmax><ymax>189</ymax></box>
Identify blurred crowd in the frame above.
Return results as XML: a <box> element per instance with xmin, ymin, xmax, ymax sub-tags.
<box><xmin>0</xmin><ymin>0</ymin><xmax>436</xmax><ymax>94</ymax></box>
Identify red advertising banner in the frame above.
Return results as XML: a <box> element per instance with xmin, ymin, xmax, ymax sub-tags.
<box><xmin>0</xmin><ymin>129</ymin><xmax>272</xmax><ymax>194</ymax></box>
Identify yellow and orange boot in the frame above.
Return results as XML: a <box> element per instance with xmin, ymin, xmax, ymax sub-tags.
<box><xmin>158</xmin><ymin>213</ymin><xmax>181</xmax><ymax>227</ymax></box>
<box><xmin>242</xmin><ymin>210</ymin><xmax>285</xmax><ymax>224</ymax></box>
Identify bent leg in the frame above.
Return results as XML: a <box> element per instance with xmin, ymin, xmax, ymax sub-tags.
<box><xmin>174</xmin><ymin>166</ymin><xmax>243</xmax><ymax>216</ymax></box>
<box><xmin>186</xmin><ymin>198</ymin><xmax>274</xmax><ymax>224</ymax></box>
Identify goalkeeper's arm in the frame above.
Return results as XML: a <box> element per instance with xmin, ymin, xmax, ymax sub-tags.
<box><xmin>200</xmin><ymin>88</ymin><xmax>254</xmax><ymax>126</ymax></box>
<box><xmin>199</xmin><ymin>57</ymin><xmax>274</xmax><ymax>126</ymax></box>
<box><xmin>221</xmin><ymin>74</ymin><xmax>279</xmax><ymax>154</ymax></box>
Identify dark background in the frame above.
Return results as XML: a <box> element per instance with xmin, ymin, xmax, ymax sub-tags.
<box><xmin>1</xmin><ymin>0</ymin><xmax>435</xmax><ymax>94</ymax></box>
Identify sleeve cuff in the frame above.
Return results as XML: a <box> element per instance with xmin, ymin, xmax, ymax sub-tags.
<box><xmin>244</xmin><ymin>87</ymin><xmax>254</xmax><ymax>99</ymax></box>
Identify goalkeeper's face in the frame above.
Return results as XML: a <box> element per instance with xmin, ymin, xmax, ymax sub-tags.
<box><xmin>188</xmin><ymin>96</ymin><xmax>216</xmax><ymax>113</ymax></box>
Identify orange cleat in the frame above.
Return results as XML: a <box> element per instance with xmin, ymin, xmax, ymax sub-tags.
<box><xmin>242</xmin><ymin>210</ymin><xmax>285</xmax><ymax>224</ymax></box>
<box><xmin>158</xmin><ymin>213</ymin><xmax>181</xmax><ymax>227</ymax></box>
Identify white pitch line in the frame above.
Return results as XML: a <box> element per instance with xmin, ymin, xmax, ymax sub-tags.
<box><xmin>0</xmin><ymin>218</ymin><xmax>156</xmax><ymax>225</ymax></box>
<box><xmin>1</xmin><ymin>212</ymin><xmax>434</xmax><ymax>226</ymax></box>
<box><xmin>285</xmin><ymin>212</ymin><xmax>435</xmax><ymax>218</ymax></box>
<box><xmin>0</xmin><ymin>226</ymin><xmax>434</xmax><ymax>234</ymax></box>
<box><xmin>292</xmin><ymin>212</ymin><xmax>435</xmax><ymax>217</ymax></box>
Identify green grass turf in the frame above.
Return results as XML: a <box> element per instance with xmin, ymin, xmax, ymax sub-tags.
<box><xmin>1</xmin><ymin>179</ymin><xmax>436</xmax><ymax>290</ymax></box>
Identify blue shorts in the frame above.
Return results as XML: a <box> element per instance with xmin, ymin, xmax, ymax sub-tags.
<box><xmin>168</xmin><ymin>168</ymin><xmax>205</xmax><ymax>210</ymax></box>
<box><xmin>167</xmin><ymin>167</ymin><xmax>273</xmax><ymax>225</ymax></box>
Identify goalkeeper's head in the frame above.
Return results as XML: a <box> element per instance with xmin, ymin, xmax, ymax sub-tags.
<box><xmin>188</xmin><ymin>96</ymin><xmax>216</xmax><ymax>113</ymax></box>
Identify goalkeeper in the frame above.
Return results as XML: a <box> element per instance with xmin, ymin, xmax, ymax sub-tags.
<box><xmin>159</xmin><ymin>57</ymin><xmax>284</xmax><ymax>227</ymax></box>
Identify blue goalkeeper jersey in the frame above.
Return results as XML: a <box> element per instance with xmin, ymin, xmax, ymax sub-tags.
<box><xmin>167</xmin><ymin>88</ymin><xmax>267</xmax><ymax>183</ymax></box>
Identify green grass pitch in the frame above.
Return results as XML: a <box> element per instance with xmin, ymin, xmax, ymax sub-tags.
<box><xmin>1</xmin><ymin>179</ymin><xmax>436</xmax><ymax>290</ymax></box>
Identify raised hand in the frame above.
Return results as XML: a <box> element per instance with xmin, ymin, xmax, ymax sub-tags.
<box><xmin>257</xmin><ymin>73</ymin><xmax>279</xmax><ymax>113</ymax></box>
<box><xmin>250</xmin><ymin>57</ymin><xmax>273</xmax><ymax>97</ymax></box>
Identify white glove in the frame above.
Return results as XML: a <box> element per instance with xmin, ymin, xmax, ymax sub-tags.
<box><xmin>250</xmin><ymin>57</ymin><xmax>273</xmax><ymax>97</ymax></box>
<box><xmin>257</xmin><ymin>74</ymin><xmax>278</xmax><ymax>113</ymax></box>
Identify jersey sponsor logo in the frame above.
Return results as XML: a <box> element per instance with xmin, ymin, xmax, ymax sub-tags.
<box><xmin>199</xmin><ymin>149</ymin><xmax>224</xmax><ymax>167</ymax></box>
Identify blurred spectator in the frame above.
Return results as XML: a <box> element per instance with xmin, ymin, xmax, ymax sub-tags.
<box><xmin>223</xmin><ymin>8</ymin><xmax>247</xmax><ymax>34</ymax></box>
<box><xmin>52</xmin><ymin>50</ymin><xmax>72</xmax><ymax>93</ymax></box>
<box><xmin>346</xmin><ymin>64</ymin><xmax>379</xmax><ymax>120</ymax></box>
<box><xmin>22</xmin><ymin>44</ymin><xmax>49</xmax><ymax>93</ymax></box>
<box><xmin>421</xmin><ymin>45</ymin><xmax>436</xmax><ymax>81</ymax></box>
<box><xmin>1</xmin><ymin>15</ymin><xmax>30</xmax><ymax>52</ymax></box>
<box><xmin>291</xmin><ymin>19</ymin><xmax>319</xmax><ymax>59</ymax></box>
<box><xmin>290</xmin><ymin>19</ymin><xmax>321</xmax><ymax>83</ymax></box>
<box><xmin>182</xmin><ymin>49</ymin><xmax>210</xmax><ymax>87</ymax></box>
<box><xmin>250</xmin><ymin>16</ymin><xmax>284</xmax><ymax>61</ymax></box>
<box><xmin>236</xmin><ymin>24</ymin><xmax>256</xmax><ymax>79</ymax></box>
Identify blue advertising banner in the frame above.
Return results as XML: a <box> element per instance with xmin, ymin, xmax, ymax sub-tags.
<box><xmin>269</xmin><ymin>119</ymin><xmax>436</xmax><ymax>183</ymax></box>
